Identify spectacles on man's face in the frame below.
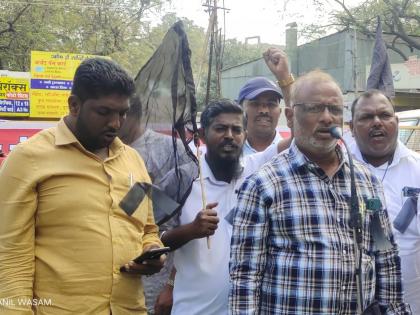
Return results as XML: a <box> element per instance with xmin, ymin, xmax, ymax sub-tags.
<box><xmin>293</xmin><ymin>103</ymin><xmax>343</xmax><ymax>116</ymax></box>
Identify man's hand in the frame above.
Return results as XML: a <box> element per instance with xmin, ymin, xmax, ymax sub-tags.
<box><xmin>154</xmin><ymin>283</ymin><xmax>173</xmax><ymax>315</ymax></box>
<box><xmin>121</xmin><ymin>244</ymin><xmax>166</xmax><ymax>275</ymax></box>
<box><xmin>190</xmin><ymin>202</ymin><xmax>219</xmax><ymax>239</ymax></box>
<box><xmin>263</xmin><ymin>48</ymin><xmax>290</xmax><ymax>81</ymax></box>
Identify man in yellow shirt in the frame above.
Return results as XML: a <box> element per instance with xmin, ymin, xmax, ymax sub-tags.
<box><xmin>0</xmin><ymin>58</ymin><xmax>165</xmax><ymax>315</ymax></box>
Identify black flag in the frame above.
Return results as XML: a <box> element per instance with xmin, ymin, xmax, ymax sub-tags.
<box><xmin>121</xmin><ymin>21</ymin><xmax>199</xmax><ymax>225</ymax></box>
<box><xmin>366</xmin><ymin>17</ymin><xmax>395</xmax><ymax>97</ymax></box>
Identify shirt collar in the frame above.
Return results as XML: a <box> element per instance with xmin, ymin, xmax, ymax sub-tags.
<box><xmin>351</xmin><ymin>139</ymin><xmax>408</xmax><ymax>169</ymax></box>
<box><xmin>200</xmin><ymin>155</ymin><xmax>219</xmax><ymax>184</ymax></box>
<box><xmin>244</xmin><ymin>131</ymin><xmax>282</xmax><ymax>154</ymax></box>
<box><xmin>288</xmin><ymin>139</ymin><xmax>348</xmax><ymax>170</ymax></box>
<box><xmin>54</xmin><ymin>118</ymin><xmax>125</xmax><ymax>156</ymax></box>
<box><xmin>391</xmin><ymin>140</ymin><xmax>411</xmax><ymax>166</ymax></box>
<box><xmin>55</xmin><ymin>118</ymin><xmax>79</xmax><ymax>146</ymax></box>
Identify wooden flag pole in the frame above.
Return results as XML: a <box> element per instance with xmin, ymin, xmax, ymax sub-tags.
<box><xmin>195</xmin><ymin>136</ymin><xmax>210</xmax><ymax>249</ymax></box>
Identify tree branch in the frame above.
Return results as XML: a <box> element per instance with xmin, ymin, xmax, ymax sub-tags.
<box><xmin>385</xmin><ymin>42</ymin><xmax>408</xmax><ymax>61</ymax></box>
<box><xmin>0</xmin><ymin>4</ymin><xmax>31</xmax><ymax>36</ymax></box>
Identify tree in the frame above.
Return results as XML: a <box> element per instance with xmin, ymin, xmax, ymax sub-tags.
<box><xmin>303</xmin><ymin>0</ymin><xmax>420</xmax><ymax>60</ymax></box>
<box><xmin>0</xmin><ymin>0</ymin><xmax>167</xmax><ymax>72</ymax></box>
<box><xmin>222</xmin><ymin>39</ymin><xmax>277</xmax><ymax>69</ymax></box>
<box><xmin>0</xmin><ymin>2</ymin><xmax>32</xmax><ymax>70</ymax></box>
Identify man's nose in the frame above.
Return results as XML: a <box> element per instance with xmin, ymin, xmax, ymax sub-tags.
<box><xmin>372</xmin><ymin>115</ymin><xmax>383</xmax><ymax>126</ymax></box>
<box><xmin>224</xmin><ymin>128</ymin><xmax>234</xmax><ymax>139</ymax></box>
<box><xmin>319</xmin><ymin>106</ymin><xmax>334</xmax><ymax>123</ymax></box>
<box><xmin>108</xmin><ymin>113</ymin><xmax>122</xmax><ymax>130</ymax></box>
<box><xmin>257</xmin><ymin>103</ymin><xmax>269</xmax><ymax>113</ymax></box>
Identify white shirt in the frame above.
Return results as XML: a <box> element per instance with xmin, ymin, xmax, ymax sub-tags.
<box><xmin>242</xmin><ymin>130</ymin><xmax>282</xmax><ymax>156</ymax></box>
<box><xmin>350</xmin><ymin>140</ymin><xmax>420</xmax><ymax>313</ymax></box>
<box><xmin>171</xmin><ymin>145</ymin><xmax>277</xmax><ymax>315</ymax></box>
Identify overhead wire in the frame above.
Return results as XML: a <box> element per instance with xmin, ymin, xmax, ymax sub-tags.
<box><xmin>1</xmin><ymin>0</ymin><xmax>144</xmax><ymax>10</ymax></box>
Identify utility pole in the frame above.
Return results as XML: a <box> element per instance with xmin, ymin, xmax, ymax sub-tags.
<box><xmin>202</xmin><ymin>0</ymin><xmax>229</xmax><ymax>105</ymax></box>
<box><xmin>353</xmin><ymin>28</ymin><xmax>358</xmax><ymax>95</ymax></box>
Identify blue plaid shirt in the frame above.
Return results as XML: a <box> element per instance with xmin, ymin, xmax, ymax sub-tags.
<box><xmin>229</xmin><ymin>141</ymin><xmax>411</xmax><ymax>315</ymax></box>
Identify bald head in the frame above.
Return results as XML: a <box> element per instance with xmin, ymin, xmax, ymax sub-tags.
<box><xmin>291</xmin><ymin>70</ymin><xmax>343</xmax><ymax>106</ymax></box>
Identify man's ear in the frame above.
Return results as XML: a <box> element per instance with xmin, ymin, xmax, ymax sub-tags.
<box><xmin>285</xmin><ymin>107</ymin><xmax>294</xmax><ymax>129</ymax></box>
<box><xmin>198</xmin><ymin>127</ymin><xmax>206</xmax><ymax>144</ymax></box>
<box><xmin>68</xmin><ymin>95</ymin><xmax>81</xmax><ymax>116</ymax></box>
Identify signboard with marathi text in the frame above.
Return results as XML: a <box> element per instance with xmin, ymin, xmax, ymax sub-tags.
<box><xmin>0</xmin><ymin>71</ymin><xmax>30</xmax><ymax>117</ymax></box>
<box><xmin>30</xmin><ymin>51</ymin><xmax>98</xmax><ymax>118</ymax></box>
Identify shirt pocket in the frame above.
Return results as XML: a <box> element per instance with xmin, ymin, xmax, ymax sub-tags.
<box><xmin>111</xmin><ymin>168</ymin><xmax>152</xmax><ymax>230</ymax></box>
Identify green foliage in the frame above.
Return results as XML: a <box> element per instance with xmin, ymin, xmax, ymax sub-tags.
<box><xmin>0</xmin><ymin>0</ymin><xmax>167</xmax><ymax>72</ymax></box>
<box><xmin>331</xmin><ymin>0</ymin><xmax>419</xmax><ymax>35</ymax></box>
<box><xmin>222</xmin><ymin>39</ymin><xmax>276</xmax><ymax>69</ymax></box>
<box><xmin>0</xmin><ymin>1</ymin><xmax>281</xmax><ymax>109</ymax></box>
<box><xmin>304</xmin><ymin>0</ymin><xmax>420</xmax><ymax>59</ymax></box>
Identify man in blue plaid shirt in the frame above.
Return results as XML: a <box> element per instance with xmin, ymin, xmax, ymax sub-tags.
<box><xmin>229</xmin><ymin>70</ymin><xmax>411</xmax><ymax>314</ymax></box>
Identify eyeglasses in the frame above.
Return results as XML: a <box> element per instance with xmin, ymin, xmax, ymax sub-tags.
<box><xmin>293</xmin><ymin>103</ymin><xmax>343</xmax><ymax>116</ymax></box>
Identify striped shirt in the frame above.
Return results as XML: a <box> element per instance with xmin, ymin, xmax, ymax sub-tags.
<box><xmin>229</xmin><ymin>141</ymin><xmax>411</xmax><ymax>315</ymax></box>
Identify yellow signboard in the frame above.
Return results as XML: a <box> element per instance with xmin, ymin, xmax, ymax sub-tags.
<box><xmin>0</xmin><ymin>76</ymin><xmax>30</xmax><ymax>117</ymax></box>
<box><xmin>30</xmin><ymin>51</ymin><xmax>99</xmax><ymax>118</ymax></box>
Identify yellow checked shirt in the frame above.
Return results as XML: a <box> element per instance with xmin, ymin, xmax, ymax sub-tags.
<box><xmin>0</xmin><ymin>120</ymin><xmax>163</xmax><ymax>315</ymax></box>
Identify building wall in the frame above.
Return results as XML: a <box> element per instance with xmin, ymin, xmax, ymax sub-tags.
<box><xmin>221</xmin><ymin>30</ymin><xmax>420</xmax><ymax>110</ymax></box>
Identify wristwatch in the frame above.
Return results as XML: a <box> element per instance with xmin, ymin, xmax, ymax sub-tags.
<box><xmin>166</xmin><ymin>279</ymin><xmax>175</xmax><ymax>288</ymax></box>
<box><xmin>277</xmin><ymin>74</ymin><xmax>295</xmax><ymax>88</ymax></box>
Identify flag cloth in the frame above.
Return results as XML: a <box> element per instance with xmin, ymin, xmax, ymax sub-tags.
<box><xmin>128</xmin><ymin>21</ymin><xmax>199</xmax><ymax>224</ymax></box>
<box><xmin>366</xmin><ymin>16</ymin><xmax>395</xmax><ymax>97</ymax></box>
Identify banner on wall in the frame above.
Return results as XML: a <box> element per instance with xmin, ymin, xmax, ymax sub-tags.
<box><xmin>0</xmin><ymin>71</ymin><xmax>30</xmax><ymax>117</ymax></box>
<box><xmin>30</xmin><ymin>51</ymin><xmax>100</xmax><ymax>118</ymax></box>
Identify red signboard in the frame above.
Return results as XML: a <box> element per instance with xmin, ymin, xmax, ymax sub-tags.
<box><xmin>0</xmin><ymin>120</ymin><xmax>57</xmax><ymax>166</ymax></box>
<box><xmin>0</xmin><ymin>129</ymin><xmax>40</xmax><ymax>154</ymax></box>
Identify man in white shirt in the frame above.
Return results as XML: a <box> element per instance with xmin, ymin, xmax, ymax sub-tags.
<box><xmin>238</xmin><ymin>76</ymin><xmax>283</xmax><ymax>156</ymax></box>
<box><xmin>160</xmin><ymin>99</ymin><xmax>279</xmax><ymax>315</ymax></box>
<box><xmin>238</xmin><ymin>48</ymin><xmax>294</xmax><ymax>156</ymax></box>
<box><xmin>350</xmin><ymin>89</ymin><xmax>420</xmax><ymax>313</ymax></box>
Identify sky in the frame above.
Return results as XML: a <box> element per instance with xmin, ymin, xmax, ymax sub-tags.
<box><xmin>164</xmin><ymin>0</ymin><xmax>365</xmax><ymax>45</ymax></box>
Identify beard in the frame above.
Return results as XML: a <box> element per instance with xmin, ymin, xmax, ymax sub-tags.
<box><xmin>206</xmin><ymin>149</ymin><xmax>243</xmax><ymax>181</ymax></box>
<box><xmin>75</xmin><ymin>113</ymin><xmax>101</xmax><ymax>152</ymax></box>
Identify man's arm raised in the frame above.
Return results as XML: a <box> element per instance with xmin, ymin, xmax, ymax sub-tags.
<box><xmin>263</xmin><ymin>47</ymin><xmax>294</xmax><ymax>108</ymax></box>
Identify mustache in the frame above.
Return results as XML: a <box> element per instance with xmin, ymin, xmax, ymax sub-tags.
<box><xmin>369</xmin><ymin>127</ymin><xmax>386</xmax><ymax>137</ymax></box>
<box><xmin>316</xmin><ymin>127</ymin><xmax>332</xmax><ymax>132</ymax></box>
<box><xmin>255</xmin><ymin>113</ymin><xmax>272</xmax><ymax>120</ymax></box>
<box><xmin>219</xmin><ymin>140</ymin><xmax>239</xmax><ymax>148</ymax></box>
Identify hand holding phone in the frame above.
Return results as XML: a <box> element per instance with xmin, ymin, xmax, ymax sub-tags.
<box><xmin>133</xmin><ymin>247</ymin><xmax>171</xmax><ymax>264</ymax></box>
<box><xmin>120</xmin><ymin>247</ymin><xmax>170</xmax><ymax>274</ymax></box>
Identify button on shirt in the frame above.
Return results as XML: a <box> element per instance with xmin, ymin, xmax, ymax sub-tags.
<box><xmin>229</xmin><ymin>141</ymin><xmax>410</xmax><ymax>315</ymax></box>
<box><xmin>0</xmin><ymin>120</ymin><xmax>162</xmax><ymax>315</ymax></box>
<box><xmin>172</xmin><ymin>145</ymin><xmax>278</xmax><ymax>315</ymax></box>
<box><xmin>351</xmin><ymin>140</ymin><xmax>420</xmax><ymax>314</ymax></box>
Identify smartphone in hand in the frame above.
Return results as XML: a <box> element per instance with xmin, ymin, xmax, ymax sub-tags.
<box><xmin>133</xmin><ymin>247</ymin><xmax>171</xmax><ymax>264</ymax></box>
<box><xmin>120</xmin><ymin>247</ymin><xmax>171</xmax><ymax>273</ymax></box>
